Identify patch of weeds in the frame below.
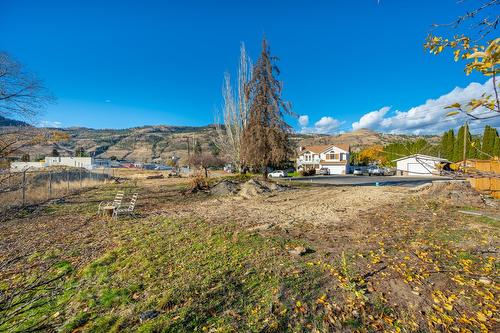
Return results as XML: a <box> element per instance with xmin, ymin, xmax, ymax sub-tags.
<box><xmin>87</xmin><ymin>315</ymin><xmax>122</xmax><ymax>333</ymax></box>
<box><xmin>459</xmin><ymin>205</ymin><xmax>478</xmax><ymax>211</ymax></box>
<box><xmin>100</xmin><ymin>288</ymin><xmax>131</xmax><ymax>308</ymax></box>
<box><xmin>432</xmin><ymin>228</ymin><xmax>468</xmax><ymax>243</ymax></box>
<box><xmin>0</xmin><ymin>259</ymin><xmax>75</xmax><ymax>333</ymax></box>
<box><xmin>477</xmin><ymin>216</ymin><xmax>499</xmax><ymax>228</ymax></box>
<box><xmin>62</xmin><ymin>312</ymin><xmax>91</xmax><ymax>333</ymax></box>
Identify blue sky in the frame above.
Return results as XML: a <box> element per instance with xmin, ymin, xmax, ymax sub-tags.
<box><xmin>1</xmin><ymin>0</ymin><xmax>498</xmax><ymax>133</ymax></box>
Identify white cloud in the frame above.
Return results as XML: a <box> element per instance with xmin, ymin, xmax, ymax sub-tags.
<box><xmin>300</xmin><ymin>116</ymin><xmax>343</xmax><ymax>134</ymax></box>
<box><xmin>351</xmin><ymin>79</ymin><xmax>500</xmax><ymax>134</ymax></box>
<box><xmin>38</xmin><ymin>120</ymin><xmax>62</xmax><ymax>128</ymax></box>
<box><xmin>352</xmin><ymin>106</ymin><xmax>390</xmax><ymax>131</ymax></box>
<box><xmin>298</xmin><ymin>115</ymin><xmax>309</xmax><ymax>126</ymax></box>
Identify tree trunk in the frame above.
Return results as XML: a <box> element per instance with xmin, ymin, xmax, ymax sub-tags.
<box><xmin>204</xmin><ymin>167</ymin><xmax>208</xmax><ymax>178</ymax></box>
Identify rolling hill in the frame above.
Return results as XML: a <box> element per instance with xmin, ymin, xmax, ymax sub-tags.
<box><xmin>1</xmin><ymin>119</ymin><xmax>440</xmax><ymax>163</ymax></box>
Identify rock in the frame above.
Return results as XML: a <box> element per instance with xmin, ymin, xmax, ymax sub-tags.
<box><xmin>289</xmin><ymin>246</ymin><xmax>308</xmax><ymax>256</ymax></box>
<box><xmin>139</xmin><ymin>310</ymin><xmax>160</xmax><ymax>322</ymax></box>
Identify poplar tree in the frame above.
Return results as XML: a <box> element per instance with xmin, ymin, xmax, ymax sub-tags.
<box><xmin>482</xmin><ymin>125</ymin><xmax>498</xmax><ymax>158</ymax></box>
<box><xmin>241</xmin><ymin>38</ymin><xmax>293</xmax><ymax>178</ymax></box>
<box><xmin>453</xmin><ymin>124</ymin><xmax>472</xmax><ymax>162</ymax></box>
<box><xmin>440</xmin><ymin>129</ymin><xmax>455</xmax><ymax>160</ymax></box>
<box><xmin>494</xmin><ymin>135</ymin><xmax>500</xmax><ymax>158</ymax></box>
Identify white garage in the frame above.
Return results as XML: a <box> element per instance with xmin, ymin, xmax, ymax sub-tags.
<box><xmin>320</xmin><ymin>162</ymin><xmax>349</xmax><ymax>175</ymax></box>
<box><xmin>393</xmin><ymin>154</ymin><xmax>449</xmax><ymax>176</ymax></box>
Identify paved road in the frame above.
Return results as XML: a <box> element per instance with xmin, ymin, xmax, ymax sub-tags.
<box><xmin>282</xmin><ymin>175</ymin><xmax>453</xmax><ymax>187</ymax></box>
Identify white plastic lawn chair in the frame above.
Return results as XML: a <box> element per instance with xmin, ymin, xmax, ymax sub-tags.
<box><xmin>98</xmin><ymin>191</ymin><xmax>124</xmax><ymax>215</ymax></box>
<box><xmin>112</xmin><ymin>193</ymin><xmax>138</xmax><ymax>220</ymax></box>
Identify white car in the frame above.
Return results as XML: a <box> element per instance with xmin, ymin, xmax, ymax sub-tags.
<box><xmin>353</xmin><ymin>168</ymin><xmax>363</xmax><ymax>175</ymax></box>
<box><xmin>268</xmin><ymin>170</ymin><xmax>287</xmax><ymax>178</ymax></box>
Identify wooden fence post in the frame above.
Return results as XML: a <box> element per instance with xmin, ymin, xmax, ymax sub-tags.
<box><xmin>21</xmin><ymin>170</ymin><xmax>26</xmax><ymax>206</ymax></box>
<box><xmin>80</xmin><ymin>168</ymin><xmax>82</xmax><ymax>188</ymax></box>
<box><xmin>66</xmin><ymin>169</ymin><xmax>70</xmax><ymax>194</ymax></box>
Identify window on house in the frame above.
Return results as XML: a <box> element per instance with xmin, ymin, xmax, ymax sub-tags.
<box><xmin>326</xmin><ymin>153</ymin><xmax>340</xmax><ymax>160</ymax></box>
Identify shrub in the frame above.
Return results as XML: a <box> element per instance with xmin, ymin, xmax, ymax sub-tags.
<box><xmin>299</xmin><ymin>169</ymin><xmax>316</xmax><ymax>177</ymax></box>
<box><xmin>187</xmin><ymin>171</ymin><xmax>210</xmax><ymax>192</ymax></box>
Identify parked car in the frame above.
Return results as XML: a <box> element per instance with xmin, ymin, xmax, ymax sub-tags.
<box><xmin>383</xmin><ymin>167</ymin><xmax>396</xmax><ymax>176</ymax></box>
<box><xmin>268</xmin><ymin>170</ymin><xmax>287</xmax><ymax>178</ymax></box>
<box><xmin>223</xmin><ymin>164</ymin><xmax>235</xmax><ymax>173</ymax></box>
<box><xmin>154</xmin><ymin>165</ymin><xmax>173</xmax><ymax>171</ymax></box>
<box><xmin>367</xmin><ymin>166</ymin><xmax>384</xmax><ymax>176</ymax></box>
<box><xmin>353</xmin><ymin>168</ymin><xmax>363</xmax><ymax>176</ymax></box>
<box><xmin>318</xmin><ymin>168</ymin><xmax>330</xmax><ymax>175</ymax></box>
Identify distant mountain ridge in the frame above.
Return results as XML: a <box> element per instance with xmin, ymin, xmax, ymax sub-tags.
<box><xmin>0</xmin><ymin>116</ymin><xmax>31</xmax><ymax>127</ymax></box>
<box><xmin>0</xmin><ymin>116</ymin><xmax>440</xmax><ymax>163</ymax></box>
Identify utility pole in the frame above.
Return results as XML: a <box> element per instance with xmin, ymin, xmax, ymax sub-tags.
<box><xmin>185</xmin><ymin>137</ymin><xmax>191</xmax><ymax>171</ymax></box>
<box><xmin>462</xmin><ymin>121</ymin><xmax>468</xmax><ymax>167</ymax></box>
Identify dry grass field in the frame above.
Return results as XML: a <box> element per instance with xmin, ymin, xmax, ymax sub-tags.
<box><xmin>0</xmin><ymin>172</ymin><xmax>498</xmax><ymax>332</ymax></box>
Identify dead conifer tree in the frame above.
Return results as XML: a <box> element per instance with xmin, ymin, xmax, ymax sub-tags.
<box><xmin>242</xmin><ymin>38</ymin><xmax>293</xmax><ymax>178</ymax></box>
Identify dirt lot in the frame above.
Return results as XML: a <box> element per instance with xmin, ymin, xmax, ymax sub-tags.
<box><xmin>0</xmin><ymin>174</ymin><xmax>498</xmax><ymax>332</ymax></box>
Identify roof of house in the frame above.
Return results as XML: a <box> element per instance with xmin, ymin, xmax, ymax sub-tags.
<box><xmin>299</xmin><ymin>144</ymin><xmax>350</xmax><ymax>155</ymax></box>
<box><xmin>392</xmin><ymin>154</ymin><xmax>449</xmax><ymax>163</ymax></box>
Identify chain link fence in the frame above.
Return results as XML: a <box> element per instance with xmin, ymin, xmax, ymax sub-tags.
<box><xmin>0</xmin><ymin>168</ymin><xmax>113</xmax><ymax>209</ymax></box>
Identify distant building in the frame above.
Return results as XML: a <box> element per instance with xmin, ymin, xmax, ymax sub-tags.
<box><xmin>45</xmin><ymin>156</ymin><xmax>94</xmax><ymax>169</ymax></box>
<box><xmin>297</xmin><ymin>144</ymin><xmax>350</xmax><ymax>175</ymax></box>
<box><xmin>10</xmin><ymin>161</ymin><xmax>45</xmax><ymax>172</ymax></box>
<box><xmin>93</xmin><ymin>158</ymin><xmax>111</xmax><ymax>168</ymax></box>
<box><xmin>10</xmin><ymin>156</ymin><xmax>113</xmax><ymax>172</ymax></box>
<box><xmin>393</xmin><ymin>154</ymin><xmax>449</xmax><ymax>176</ymax></box>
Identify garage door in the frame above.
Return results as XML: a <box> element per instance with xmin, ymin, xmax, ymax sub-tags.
<box><xmin>407</xmin><ymin>162</ymin><xmax>432</xmax><ymax>176</ymax></box>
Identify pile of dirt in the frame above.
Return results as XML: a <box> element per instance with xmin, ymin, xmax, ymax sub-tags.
<box><xmin>210</xmin><ymin>179</ymin><xmax>290</xmax><ymax>198</ymax></box>
<box><xmin>239</xmin><ymin>179</ymin><xmax>273</xmax><ymax>198</ymax></box>
<box><xmin>421</xmin><ymin>181</ymin><xmax>485</xmax><ymax>206</ymax></box>
<box><xmin>210</xmin><ymin>180</ymin><xmax>240</xmax><ymax>196</ymax></box>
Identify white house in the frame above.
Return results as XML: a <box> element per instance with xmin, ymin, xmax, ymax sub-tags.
<box><xmin>45</xmin><ymin>156</ymin><xmax>94</xmax><ymax>170</ymax></box>
<box><xmin>393</xmin><ymin>154</ymin><xmax>449</xmax><ymax>176</ymax></box>
<box><xmin>297</xmin><ymin>144</ymin><xmax>350</xmax><ymax>175</ymax></box>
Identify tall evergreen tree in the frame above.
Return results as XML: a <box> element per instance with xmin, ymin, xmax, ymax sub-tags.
<box><xmin>481</xmin><ymin>125</ymin><xmax>498</xmax><ymax>158</ymax></box>
<box><xmin>194</xmin><ymin>141</ymin><xmax>202</xmax><ymax>155</ymax></box>
<box><xmin>445</xmin><ymin>129</ymin><xmax>455</xmax><ymax>160</ymax></box>
<box><xmin>453</xmin><ymin>124</ymin><xmax>472</xmax><ymax>162</ymax></box>
<box><xmin>440</xmin><ymin>129</ymin><xmax>455</xmax><ymax>160</ymax></box>
<box><xmin>494</xmin><ymin>135</ymin><xmax>500</xmax><ymax>158</ymax></box>
<box><xmin>471</xmin><ymin>137</ymin><xmax>482</xmax><ymax>159</ymax></box>
<box><xmin>241</xmin><ymin>38</ymin><xmax>293</xmax><ymax>178</ymax></box>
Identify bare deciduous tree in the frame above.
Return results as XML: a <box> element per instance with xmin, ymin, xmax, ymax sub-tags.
<box><xmin>0</xmin><ymin>52</ymin><xmax>54</xmax><ymax>120</ymax></box>
<box><xmin>189</xmin><ymin>152</ymin><xmax>224</xmax><ymax>177</ymax></box>
<box><xmin>215</xmin><ymin>43</ymin><xmax>252</xmax><ymax>171</ymax></box>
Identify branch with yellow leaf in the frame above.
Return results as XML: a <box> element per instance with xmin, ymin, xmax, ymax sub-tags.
<box><xmin>425</xmin><ymin>1</ymin><xmax>500</xmax><ymax>120</ymax></box>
